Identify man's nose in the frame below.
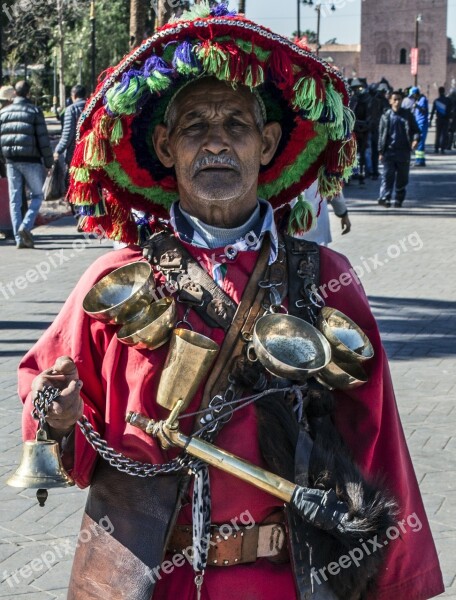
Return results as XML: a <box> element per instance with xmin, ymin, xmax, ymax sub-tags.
<box><xmin>202</xmin><ymin>124</ymin><xmax>230</xmax><ymax>154</ymax></box>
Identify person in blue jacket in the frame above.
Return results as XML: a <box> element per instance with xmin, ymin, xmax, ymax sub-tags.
<box><xmin>407</xmin><ymin>86</ymin><xmax>428</xmax><ymax>166</ymax></box>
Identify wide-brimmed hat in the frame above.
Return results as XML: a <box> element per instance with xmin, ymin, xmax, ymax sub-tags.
<box><xmin>69</xmin><ymin>1</ymin><xmax>357</xmax><ymax>243</ymax></box>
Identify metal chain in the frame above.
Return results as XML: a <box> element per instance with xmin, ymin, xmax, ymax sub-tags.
<box><xmin>32</xmin><ymin>386</ymin><xmax>61</xmax><ymax>429</ymax></box>
<box><xmin>34</xmin><ymin>386</ymin><xmax>193</xmax><ymax>477</ymax></box>
<box><xmin>77</xmin><ymin>416</ymin><xmax>192</xmax><ymax>477</ymax></box>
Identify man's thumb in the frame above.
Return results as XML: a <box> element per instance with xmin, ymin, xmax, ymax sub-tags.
<box><xmin>53</xmin><ymin>356</ymin><xmax>78</xmax><ymax>377</ymax></box>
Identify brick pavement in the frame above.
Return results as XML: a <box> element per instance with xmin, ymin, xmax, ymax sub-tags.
<box><xmin>0</xmin><ymin>147</ymin><xmax>455</xmax><ymax>598</ymax></box>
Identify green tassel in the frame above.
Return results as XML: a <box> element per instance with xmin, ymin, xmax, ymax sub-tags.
<box><xmin>287</xmin><ymin>193</ymin><xmax>316</xmax><ymax>235</ymax></box>
<box><xmin>245</xmin><ymin>64</ymin><xmax>264</xmax><ymax>88</ymax></box>
<box><xmin>146</xmin><ymin>71</ymin><xmax>171</xmax><ymax>94</ymax></box>
<box><xmin>70</xmin><ymin>167</ymin><xmax>90</xmax><ymax>183</ymax></box>
<box><xmin>318</xmin><ymin>167</ymin><xmax>342</xmax><ymax>199</ymax></box>
<box><xmin>175</xmin><ymin>59</ymin><xmax>201</xmax><ymax>77</ymax></box>
<box><xmin>293</xmin><ymin>77</ymin><xmax>324</xmax><ymax>120</ymax></box>
<box><xmin>83</xmin><ymin>131</ymin><xmax>108</xmax><ymax>167</ymax></box>
<box><xmin>94</xmin><ymin>197</ymin><xmax>106</xmax><ymax>217</ymax></box>
<box><xmin>110</xmin><ymin>118</ymin><xmax>124</xmax><ymax>145</ymax></box>
<box><xmin>324</xmin><ymin>84</ymin><xmax>344</xmax><ymax>139</ymax></box>
<box><xmin>105</xmin><ymin>77</ymin><xmax>148</xmax><ymax>116</ymax></box>
<box><xmin>197</xmin><ymin>43</ymin><xmax>229</xmax><ymax>79</ymax></box>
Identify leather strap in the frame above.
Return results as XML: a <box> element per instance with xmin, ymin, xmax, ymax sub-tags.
<box><xmin>284</xmin><ymin>235</ymin><xmax>321</xmax><ymax>325</ymax></box>
<box><xmin>143</xmin><ymin>230</ymin><xmax>237</xmax><ymax>330</ymax></box>
<box><xmin>168</xmin><ymin>522</ymin><xmax>289</xmax><ymax>566</ymax></box>
<box><xmin>200</xmin><ymin>236</ymin><xmax>272</xmax><ymax>410</ymax></box>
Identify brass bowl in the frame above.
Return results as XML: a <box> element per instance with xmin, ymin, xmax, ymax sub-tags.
<box><xmin>83</xmin><ymin>262</ymin><xmax>155</xmax><ymax>324</ymax></box>
<box><xmin>317</xmin><ymin>307</ymin><xmax>374</xmax><ymax>364</ymax></box>
<box><xmin>117</xmin><ymin>297</ymin><xmax>176</xmax><ymax>350</ymax></box>
<box><xmin>317</xmin><ymin>359</ymin><xmax>368</xmax><ymax>390</ymax></box>
<box><xmin>253</xmin><ymin>314</ymin><xmax>331</xmax><ymax>381</ymax></box>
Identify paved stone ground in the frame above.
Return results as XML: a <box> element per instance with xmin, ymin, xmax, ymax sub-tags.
<box><xmin>0</xmin><ymin>142</ymin><xmax>455</xmax><ymax>599</ymax></box>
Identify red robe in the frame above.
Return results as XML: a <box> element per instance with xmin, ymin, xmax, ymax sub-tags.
<box><xmin>19</xmin><ymin>241</ymin><xmax>443</xmax><ymax>600</ymax></box>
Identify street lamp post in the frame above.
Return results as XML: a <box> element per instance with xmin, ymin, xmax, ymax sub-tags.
<box><xmin>90</xmin><ymin>0</ymin><xmax>96</xmax><ymax>92</ymax></box>
<box><xmin>316</xmin><ymin>4</ymin><xmax>321</xmax><ymax>57</ymax></box>
<box><xmin>297</xmin><ymin>1</ymin><xmax>335</xmax><ymax>55</ymax></box>
<box><xmin>414</xmin><ymin>14</ymin><xmax>422</xmax><ymax>87</ymax></box>
<box><xmin>53</xmin><ymin>47</ymin><xmax>58</xmax><ymax>113</ymax></box>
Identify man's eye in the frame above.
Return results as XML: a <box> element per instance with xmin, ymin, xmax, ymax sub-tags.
<box><xmin>228</xmin><ymin>120</ymin><xmax>246</xmax><ymax>128</ymax></box>
<box><xmin>185</xmin><ymin>122</ymin><xmax>205</xmax><ymax>132</ymax></box>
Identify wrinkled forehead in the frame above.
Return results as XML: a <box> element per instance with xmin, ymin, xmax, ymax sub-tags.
<box><xmin>165</xmin><ymin>77</ymin><xmax>262</xmax><ymax>122</ymax></box>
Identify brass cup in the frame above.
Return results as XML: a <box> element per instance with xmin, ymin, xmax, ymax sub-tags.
<box><xmin>316</xmin><ymin>359</ymin><xmax>368</xmax><ymax>390</ymax></box>
<box><xmin>252</xmin><ymin>314</ymin><xmax>331</xmax><ymax>381</ymax></box>
<box><xmin>117</xmin><ymin>297</ymin><xmax>177</xmax><ymax>350</ymax></box>
<box><xmin>317</xmin><ymin>307</ymin><xmax>374</xmax><ymax>365</ymax></box>
<box><xmin>83</xmin><ymin>262</ymin><xmax>155</xmax><ymax>324</ymax></box>
<box><xmin>157</xmin><ymin>329</ymin><xmax>219</xmax><ymax>411</ymax></box>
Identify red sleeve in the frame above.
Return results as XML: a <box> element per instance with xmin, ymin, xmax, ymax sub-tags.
<box><xmin>18</xmin><ymin>246</ymin><xmax>143</xmax><ymax>488</ymax></box>
<box><xmin>319</xmin><ymin>246</ymin><xmax>444</xmax><ymax>600</ymax></box>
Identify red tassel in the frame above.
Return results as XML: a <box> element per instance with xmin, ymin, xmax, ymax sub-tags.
<box><xmin>268</xmin><ymin>47</ymin><xmax>294</xmax><ymax>89</ymax></box>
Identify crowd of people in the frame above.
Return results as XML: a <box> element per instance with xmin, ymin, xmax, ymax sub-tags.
<box><xmin>348</xmin><ymin>78</ymin><xmax>456</xmax><ymax>207</ymax></box>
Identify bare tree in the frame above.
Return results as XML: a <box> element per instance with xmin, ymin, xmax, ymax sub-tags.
<box><xmin>130</xmin><ymin>0</ymin><xmax>149</xmax><ymax>48</ymax></box>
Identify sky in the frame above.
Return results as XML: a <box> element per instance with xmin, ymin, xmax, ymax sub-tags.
<box><xmin>227</xmin><ymin>0</ymin><xmax>456</xmax><ymax>46</ymax></box>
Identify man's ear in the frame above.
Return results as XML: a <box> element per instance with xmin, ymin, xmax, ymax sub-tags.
<box><xmin>260</xmin><ymin>122</ymin><xmax>282</xmax><ymax>166</ymax></box>
<box><xmin>153</xmin><ymin>124</ymin><xmax>175</xmax><ymax>168</ymax></box>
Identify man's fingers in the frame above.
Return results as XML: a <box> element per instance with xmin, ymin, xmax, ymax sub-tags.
<box><xmin>52</xmin><ymin>356</ymin><xmax>78</xmax><ymax>377</ymax></box>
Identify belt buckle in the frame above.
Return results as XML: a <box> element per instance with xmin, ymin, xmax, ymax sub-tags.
<box><xmin>208</xmin><ymin>526</ymin><xmax>244</xmax><ymax>567</ymax></box>
<box><xmin>257</xmin><ymin>523</ymin><xmax>286</xmax><ymax>558</ymax></box>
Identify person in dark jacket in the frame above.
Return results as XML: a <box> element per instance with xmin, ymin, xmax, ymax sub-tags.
<box><xmin>429</xmin><ymin>86</ymin><xmax>452</xmax><ymax>154</ymax></box>
<box><xmin>0</xmin><ymin>80</ymin><xmax>53</xmax><ymax>248</ymax></box>
<box><xmin>53</xmin><ymin>84</ymin><xmax>87</xmax><ymax>167</ymax></box>
<box><xmin>378</xmin><ymin>90</ymin><xmax>420</xmax><ymax>207</ymax></box>
<box><xmin>369</xmin><ymin>84</ymin><xmax>389</xmax><ymax>180</ymax></box>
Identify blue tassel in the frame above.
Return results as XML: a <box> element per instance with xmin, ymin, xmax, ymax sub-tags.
<box><xmin>118</xmin><ymin>69</ymin><xmax>144</xmax><ymax>94</ymax></box>
<box><xmin>143</xmin><ymin>56</ymin><xmax>174</xmax><ymax>77</ymax></box>
<box><xmin>172</xmin><ymin>41</ymin><xmax>201</xmax><ymax>75</ymax></box>
<box><xmin>210</xmin><ymin>2</ymin><xmax>237</xmax><ymax>17</ymax></box>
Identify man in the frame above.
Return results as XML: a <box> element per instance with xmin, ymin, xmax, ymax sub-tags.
<box><xmin>368</xmin><ymin>83</ymin><xmax>389</xmax><ymax>180</ymax></box>
<box><xmin>0</xmin><ymin>80</ymin><xmax>53</xmax><ymax>248</ymax></box>
<box><xmin>17</xmin><ymin>5</ymin><xmax>443</xmax><ymax>600</ymax></box>
<box><xmin>53</xmin><ymin>84</ymin><xmax>87</xmax><ymax>169</ymax></box>
<box><xmin>429</xmin><ymin>86</ymin><xmax>452</xmax><ymax>154</ymax></box>
<box><xmin>349</xmin><ymin>79</ymin><xmax>371</xmax><ymax>184</ymax></box>
<box><xmin>406</xmin><ymin>86</ymin><xmax>429</xmax><ymax>166</ymax></box>
<box><xmin>378</xmin><ymin>90</ymin><xmax>420</xmax><ymax>208</ymax></box>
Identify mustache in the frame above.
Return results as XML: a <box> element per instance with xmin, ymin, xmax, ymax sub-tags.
<box><xmin>193</xmin><ymin>155</ymin><xmax>240</xmax><ymax>175</ymax></box>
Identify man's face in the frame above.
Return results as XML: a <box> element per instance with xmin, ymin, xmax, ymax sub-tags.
<box><xmin>390</xmin><ymin>94</ymin><xmax>402</xmax><ymax>112</ymax></box>
<box><xmin>153</xmin><ymin>78</ymin><xmax>281</xmax><ymax>222</ymax></box>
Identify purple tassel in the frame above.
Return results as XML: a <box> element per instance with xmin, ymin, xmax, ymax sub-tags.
<box><xmin>143</xmin><ymin>56</ymin><xmax>174</xmax><ymax>77</ymax></box>
<box><xmin>210</xmin><ymin>2</ymin><xmax>237</xmax><ymax>17</ymax></box>
<box><xmin>118</xmin><ymin>69</ymin><xmax>144</xmax><ymax>94</ymax></box>
<box><xmin>172</xmin><ymin>40</ymin><xmax>201</xmax><ymax>71</ymax></box>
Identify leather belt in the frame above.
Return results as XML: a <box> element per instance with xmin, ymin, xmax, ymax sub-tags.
<box><xmin>167</xmin><ymin>522</ymin><xmax>289</xmax><ymax>567</ymax></box>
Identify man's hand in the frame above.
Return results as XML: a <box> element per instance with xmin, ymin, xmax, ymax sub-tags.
<box><xmin>340</xmin><ymin>213</ymin><xmax>351</xmax><ymax>235</ymax></box>
<box><xmin>31</xmin><ymin>356</ymin><xmax>83</xmax><ymax>435</ymax></box>
<box><xmin>53</xmin><ymin>152</ymin><xmax>59</xmax><ymax>162</ymax></box>
<box><xmin>379</xmin><ymin>154</ymin><xmax>383</xmax><ymax>162</ymax></box>
<box><xmin>411</xmin><ymin>140</ymin><xmax>418</xmax><ymax>150</ymax></box>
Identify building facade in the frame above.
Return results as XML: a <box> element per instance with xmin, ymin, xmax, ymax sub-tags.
<box><xmin>359</xmin><ymin>0</ymin><xmax>448</xmax><ymax>95</ymax></box>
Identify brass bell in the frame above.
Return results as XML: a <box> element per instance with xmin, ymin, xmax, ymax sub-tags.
<box><xmin>7</xmin><ymin>428</ymin><xmax>74</xmax><ymax>506</ymax></box>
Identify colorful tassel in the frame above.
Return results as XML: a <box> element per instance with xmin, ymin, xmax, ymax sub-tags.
<box><xmin>287</xmin><ymin>193</ymin><xmax>316</xmax><ymax>235</ymax></box>
<box><xmin>105</xmin><ymin>74</ymin><xmax>148</xmax><ymax>115</ymax></box>
<box><xmin>146</xmin><ymin>71</ymin><xmax>172</xmax><ymax>94</ymax></box>
<box><xmin>210</xmin><ymin>1</ymin><xmax>237</xmax><ymax>17</ymax></box>
<box><xmin>196</xmin><ymin>42</ymin><xmax>229</xmax><ymax>79</ymax></box>
<box><xmin>172</xmin><ymin>41</ymin><xmax>201</xmax><ymax>76</ymax></box>
<box><xmin>83</xmin><ymin>131</ymin><xmax>109</xmax><ymax>168</ymax></box>
<box><xmin>70</xmin><ymin>166</ymin><xmax>91</xmax><ymax>183</ymax></box>
<box><xmin>244</xmin><ymin>54</ymin><xmax>264</xmax><ymax>88</ymax></box>
<box><xmin>318</xmin><ymin>167</ymin><xmax>342</xmax><ymax>200</ymax></box>
<box><xmin>110</xmin><ymin>118</ymin><xmax>124</xmax><ymax>144</ymax></box>
<box><xmin>293</xmin><ymin>77</ymin><xmax>325</xmax><ymax>120</ymax></box>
